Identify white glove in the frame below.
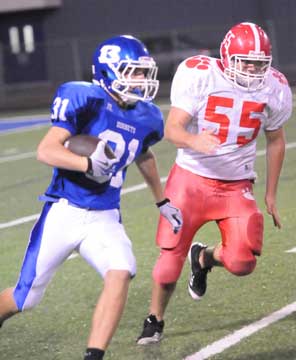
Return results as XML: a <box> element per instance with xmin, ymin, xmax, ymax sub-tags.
<box><xmin>86</xmin><ymin>141</ymin><xmax>118</xmax><ymax>183</ymax></box>
<box><xmin>157</xmin><ymin>198</ymin><xmax>183</xmax><ymax>234</ymax></box>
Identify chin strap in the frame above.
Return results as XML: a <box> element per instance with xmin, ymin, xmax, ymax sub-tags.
<box><xmin>93</xmin><ymin>79</ymin><xmax>136</xmax><ymax>108</ymax></box>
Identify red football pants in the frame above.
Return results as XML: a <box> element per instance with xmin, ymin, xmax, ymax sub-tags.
<box><xmin>153</xmin><ymin>164</ymin><xmax>264</xmax><ymax>284</ymax></box>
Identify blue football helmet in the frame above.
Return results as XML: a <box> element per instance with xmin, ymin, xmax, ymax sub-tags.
<box><xmin>92</xmin><ymin>35</ymin><xmax>159</xmax><ymax>103</ymax></box>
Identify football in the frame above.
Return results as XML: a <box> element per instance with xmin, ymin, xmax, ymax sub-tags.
<box><xmin>64</xmin><ymin>134</ymin><xmax>115</xmax><ymax>159</ymax></box>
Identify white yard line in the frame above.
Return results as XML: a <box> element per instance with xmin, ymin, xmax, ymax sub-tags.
<box><xmin>256</xmin><ymin>141</ymin><xmax>296</xmax><ymax>156</ymax></box>
<box><xmin>1</xmin><ymin>142</ymin><xmax>296</xmax><ymax>164</ymax></box>
<box><xmin>67</xmin><ymin>253</ymin><xmax>79</xmax><ymax>260</ymax></box>
<box><xmin>184</xmin><ymin>301</ymin><xmax>296</xmax><ymax>360</ymax></box>
<box><xmin>1</xmin><ymin>141</ymin><xmax>296</xmax><ymax>227</ymax></box>
<box><xmin>0</xmin><ymin>214</ymin><xmax>40</xmax><ymax>229</ymax></box>
<box><xmin>0</xmin><ymin>176</ymin><xmax>167</xmax><ymax>230</ymax></box>
<box><xmin>286</xmin><ymin>247</ymin><xmax>296</xmax><ymax>253</ymax></box>
<box><xmin>0</xmin><ymin>124</ymin><xmax>49</xmax><ymax>136</ymax></box>
<box><xmin>0</xmin><ymin>114</ymin><xmax>49</xmax><ymax>121</ymax></box>
<box><xmin>0</xmin><ymin>151</ymin><xmax>36</xmax><ymax>164</ymax></box>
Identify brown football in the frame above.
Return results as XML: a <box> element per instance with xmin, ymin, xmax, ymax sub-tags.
<box><xmin>64</xmin><ymin>134</ymin><xmax>115</xmax><ymax>159</ymax></box>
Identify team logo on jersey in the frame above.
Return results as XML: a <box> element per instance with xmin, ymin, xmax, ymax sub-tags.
<box><xmin>185</xmin><ymin>55</ymin><xmax>210</xmax><ymax>70</ymax></box>
<box><xmin>107</xmin><ymin>102</ymin><xmax>113</xmax><ymax>111</ymax></box>
<box><xmin>242</xmin><ymin>187</ymin><xmax>255</xmax><ymax>200</ymax></box>
<box><xmin>116</xmin><ymin>121</ymin><xmax>136</xmax><ymax>134</ymax></box>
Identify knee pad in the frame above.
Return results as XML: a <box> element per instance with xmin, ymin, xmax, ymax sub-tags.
<box><xmin>152</xmin><ymin>250</ymin><xmax>184</xmax><ymax>284</ymax></box>
<box><xmin>223</xmin><ymin>255</ymin><xmax>257</xmax><ymax>276</ymax></box>
<box><xmin>220</xmin><ymin>211</ymin><xmax>263</xmax><ymax>276</ymax></box>
<box><xmin>14</xmin><ymin>271</ymin><xmax>52</xmax><ymax>311</ymax></box>
<box><xmin>14</xmin><ymin>284</ymin><xmax>45</xmax><ymax>311</ymax></box>
<box><xmin>247</xmin><ymin>212</ymin><xmax>264</xmax><ymax>255</ymax></box>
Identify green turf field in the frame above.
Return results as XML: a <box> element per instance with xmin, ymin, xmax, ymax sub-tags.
<box><xmin>0</xmin><ymin>100</ymin><xmax>295</xmax><ymax>360</ymax></box>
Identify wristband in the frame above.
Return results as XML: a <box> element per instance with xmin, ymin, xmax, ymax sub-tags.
<box><xmin>86</xmin><ymin>157</ymin><xmax>93</xmax><ymax>175</ymax></box>
<box><xmin>156</xmin><ymin>198</ymin><xmax>170</xmax><ymax>208</ymax></box>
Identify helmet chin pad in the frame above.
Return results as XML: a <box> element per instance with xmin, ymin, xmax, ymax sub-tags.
<box><xmin>225</xmin><ymin>54</ymin><xmax>272</xmax><ymax>90</ymax></box>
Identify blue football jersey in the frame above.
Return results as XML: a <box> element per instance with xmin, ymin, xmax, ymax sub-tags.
<box><xmin>43</xmin><ymin>81</ymin><xmax>164</xmax><ymax>210</ymax></box>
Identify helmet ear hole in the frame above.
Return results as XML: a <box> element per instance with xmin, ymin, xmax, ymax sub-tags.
<box><xmin>101</xmin><ymin>70</ymin><xmax>108</xmax><ymax>78</ymax></box>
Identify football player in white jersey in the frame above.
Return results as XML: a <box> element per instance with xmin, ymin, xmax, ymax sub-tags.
<box><xmin>0</xmin><ymin>35</ymin><xmax>182</xmax><ymax>360</ymax></box>
<box><xmin>137</xmin><ymin>22</ymin><xmax>292</xmax><ymax>344</ymax></box>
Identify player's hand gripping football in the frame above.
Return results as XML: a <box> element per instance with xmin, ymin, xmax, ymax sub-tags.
<box><xmin>86</xmin><ymin>141</ymin><xmax>118</xmax><ymax>183</ymax></box>
<box><xmin>156</xmin><ymin>198</ymin><xmax>183</xmax><ymax>234</ymax></box>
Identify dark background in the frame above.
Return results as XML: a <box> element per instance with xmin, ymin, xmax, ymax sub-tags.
<box><xmin>0</xmin><ymin>0</ymin><xmax>295</xmax><ymax>111</ymax></box>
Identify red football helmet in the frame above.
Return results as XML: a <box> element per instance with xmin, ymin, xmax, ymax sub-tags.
<box><xmin>220</xmin><ymin>22</ymin><xmax>272</xmax><ymax>90</ymax></box>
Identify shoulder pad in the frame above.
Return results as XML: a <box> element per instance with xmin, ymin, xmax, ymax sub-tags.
<box><xmin>57</xmin><ymin>81</ymin><xmax>106</xmax><ymax>100</ymax></box>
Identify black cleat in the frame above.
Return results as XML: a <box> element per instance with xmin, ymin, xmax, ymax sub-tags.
<box><xmin>137</xmin><ymin>314</ymin><xmax>164</xmax><ymax>345</ymax></box>
<box><xmin>188</xmin><ymin>242</ymin><xmax>211</xmax><ymax>300</ymax></box>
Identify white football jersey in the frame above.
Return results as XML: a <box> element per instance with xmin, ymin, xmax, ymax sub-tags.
<box><xmin>171</xmin><ymin>55</ymin><xmax>292</xmax><ymax>180</ymax></box>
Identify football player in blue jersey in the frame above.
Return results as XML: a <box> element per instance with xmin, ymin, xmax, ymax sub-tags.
<box><xmin>0</xmin><ymin>35</ymin><xmax>182</xmax><ymax>360</ymax></box>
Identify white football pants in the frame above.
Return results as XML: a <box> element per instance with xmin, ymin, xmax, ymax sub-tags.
<box><xmin>13</xmin><ymin>199</ymin><xmax>136</xmax><ymax>311</ymax></box>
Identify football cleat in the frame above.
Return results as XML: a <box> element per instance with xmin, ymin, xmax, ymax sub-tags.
<box><xmin>137</xmin><ymin>314</ymin><xmax>164</xmax><ymax>345</ymax></box>
<box><xmin>188</xmin><ymin>242</ymin><xmax>211</xmax><ymax>300</ymax></box>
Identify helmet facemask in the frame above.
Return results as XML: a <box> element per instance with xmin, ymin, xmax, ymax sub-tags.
<box><xmin>220</xmin><ymin>22</ymin><xmax>272</xmax><ymax>91</ymax></box>
<box><xmin>110</xmin><ymin>57</ymin><xmax>159</xmax><ymax>104</ymax></box>
<box><xmin>225</xmin><ymin>53</ymin><xmax>272</xmax><ymax>90</ymax></box>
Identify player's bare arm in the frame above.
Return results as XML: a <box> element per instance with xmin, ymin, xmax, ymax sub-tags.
<box><xmin>37</xmin><ymin>126</ymin><xmax>89</xmax><ymax>172</ymax></box>
<box><xmin>264</xmin><ymin>127</ymin><xmax>286</xmax><ymax>228</ymax></box>
<box><xmin>165</xmin><ymin>106</ymin><xmax>220</xmax><ymax>154</ymax></box>
<box><xmin>136</xmin><ymin>149</ymin><xmax>183</xmax><ymax>233</ymax></box>
<box><xmin>135</xmin><ymin>149</ymin><xmax>164</xmax><ymax>203</ymax></box>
